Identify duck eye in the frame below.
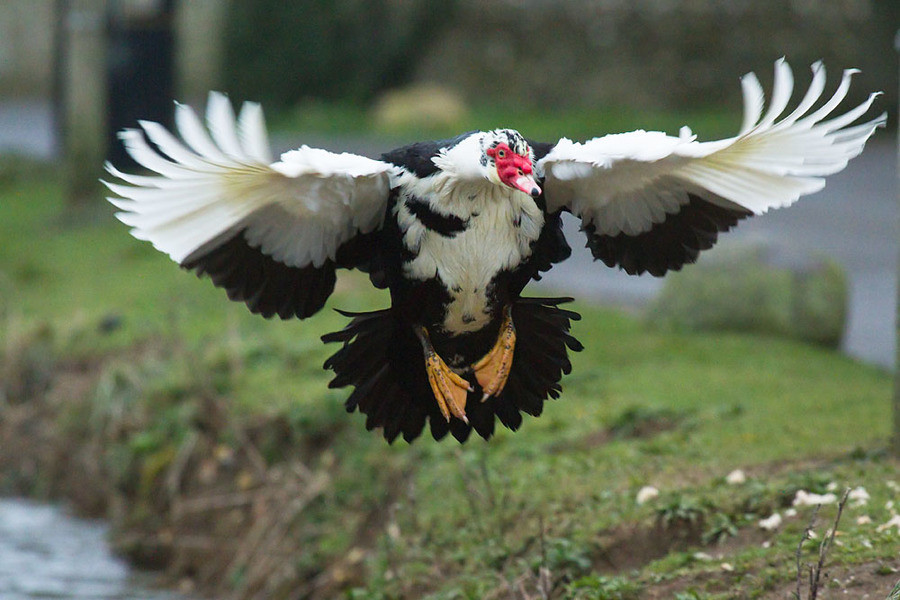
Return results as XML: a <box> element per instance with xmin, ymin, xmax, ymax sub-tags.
<box><xmin>497</xmin><ymin>149</ymin><xmax>506</xmax><ymax>158</ymax></box>
<box><xmin>517</xmin><ymin>168</ymin><xmax>524</xmax><ymax>176</ymax></box>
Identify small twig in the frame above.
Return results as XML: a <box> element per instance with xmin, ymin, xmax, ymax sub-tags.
<box><xmin>809</xmin><ymin>489</ymin><xmax>850</xmax><ymax>600</ymax></box>
<box><xmin>795</xmin><ymin>505</ymin><xmax>821</xmax><ymax>600</ymax></box>
<box><xmin>290</xmin><ymin>459</ymin><xmax>314</xmax><ymax>482</ymax></box>
<box><xmin>230</xmin><ymin>415</ymin><xmax>269</xmax><ymax>479</ymax></box>
<box><xmin>455</xmin><ymin>450</ymin><xmax>486</xmax><ymax>527</ymax></box>
<box><xmin>172</xmin><ymin>488</ymin><xmax>257</xmax><ymax>517</ymax></box>
<box><xmin>538</xmin><ymin>514</ymin><xmax>550</xmax><ymax>600</ymax></box>
<box><xmin>480</xmin><ymin>572</ymin><xmax>522</xmax><ymax>600</ymax></box>
<box><xmin>886</xmin><ymin>577</ymin><xmax>900</xmax><ymax>600</ymax></box>
<box><xmin>228</xmin><ymin>470</ymin><xmax>328</xmax><ymax>596</ymax></box>
<box><xmin>537</xmin><ymin>567</ymin><xmax>552</xmax><ymax>600</ymax></box>
<box><xmin>168</xmin><ymin>533</ymin><xmax>240</xmax><ymax>551</ymax></box>
<box><xmin>539</xmin><ymin>514</ymin><xmax>548</xmax><ymax>571</ymax></box>
<box><xmin>165</xmin><ymin>430</ymin><xmax>198</xmax><ymax>499</ymax></box>
<box><xmin>476</xmin><ymin>450</ymin><xmax>498</xmax><ymax>511</ymax></box>
<box><xmin>793</xmin><ymin>489</ymin><xmax>851</xmax><ymax>600</ymax></box>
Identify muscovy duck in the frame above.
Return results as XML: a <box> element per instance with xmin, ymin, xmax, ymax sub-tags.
<box><xmin>105</xmin><ymin>60</ymin><xmax>885</xmax><ymax>442</ymax></box>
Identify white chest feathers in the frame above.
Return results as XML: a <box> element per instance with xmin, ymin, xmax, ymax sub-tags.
<box><xmin>395</xmin><ymin>175</ymin><xmax>545</xmax><ymax>335</ymax></box>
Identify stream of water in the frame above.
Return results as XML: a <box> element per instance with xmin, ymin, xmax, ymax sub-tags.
<box><xmin>0</xmin><ymin>498</ymin><xmax>184</xmax><ymax>600</ymax></box>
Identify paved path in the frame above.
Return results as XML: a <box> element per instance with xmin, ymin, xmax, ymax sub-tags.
<box><xmin>0</xmin><ymin>99</ymin><xmax>57</xmax><ymax>159</ymax></box>
<box><xmin>2</xmin><ymin>100</ymin><xmax>896</xmax><ymax>367</ymax></box>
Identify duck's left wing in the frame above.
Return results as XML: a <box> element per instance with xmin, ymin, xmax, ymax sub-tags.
<box><xmin>536</xmin><ymin>60</ymin><xmax>886</xmax><ymax>276</ymax></box>
<box><xmin>105</xmin><ymin>93</ymin><xmax>394</xmax><ymax>319</ymax></box>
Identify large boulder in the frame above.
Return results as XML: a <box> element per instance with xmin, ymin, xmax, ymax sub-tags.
<box><xmin>647</xmin><ymin>242</ymin><xmax>847</xmax><ymax>348</ymax></box>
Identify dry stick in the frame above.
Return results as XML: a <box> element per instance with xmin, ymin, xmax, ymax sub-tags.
<box><xmin>229</xmin><ymin>412</ymin><xmax>269</xmax><ymax>479</ymax></box>
<box><xmin>166</xmin><ymin>430</ymin><xmax>198</xmax><ymax>500</ymax></box>
<box><xmin>538</xmin><ymin>514</ymin><xmax>550</xmax><ymax>600</ymax></box>
<box><xmin>795</xmin><ymin>505</ymin><xmax>821</xmax><ymax>600</ymax></box>
<box><xmin>478</xmin><ymin>451</ymin><xmax>498</xmax><ymax>511</ymax></box>
<box><xmin>887</xmin><ymin>577</ymin><xmax>900</xmax><ymax>600</ymax></box>
<box><xmin>481</xmin><ymin>571</ymin><xmax>524</xmax><ymax>600</ymax></box>
<box><xmin>809</xmin><ymin>489</ymin><xmax>851</xmax><ymax>600</ymax></box>
<box><xmin>173</xmin><ymin>489</ymin><xmax>257</xmax><ymax>516</ymax></box>
<box><xmin>539</xmin><ymin>514</ymin><xmax>548</xmax><ymax>576</ymax></box>
<box><xmin>456</xmin><ymin>450</ymin><xmax>487</xmax><ymax>532</ymax></box>
<box><xmin>227</xmin><ymin>466</ymin><xmax>327</xmax><ymax>595</ymax></box>
<box><xmin>538</xmin><ymin>567</ymin><xmax>552</xmax><ymax>600</ymax></box>
<box><xmin>793</xmin><ymin>489</ymin><xmax>851</xmax><ymax>600</ymax></box>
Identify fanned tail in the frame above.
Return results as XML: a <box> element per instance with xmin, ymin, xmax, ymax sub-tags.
<box><xmin>322</xmin><ymin>308</ymin><xmax>430</xmax><ymax>443</ymax></box>
<box><xmin>322</xmin><ymin>298</ymin><xmax>583</xmax><ymax>443</ymax></box>
<box><xmin>459</xmin><ymin>298</ymin><xmax>583</xmax><ymax>440</ymax></box>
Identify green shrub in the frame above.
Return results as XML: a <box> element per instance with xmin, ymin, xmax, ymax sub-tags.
<box><xmin>223</xmin><ymin>0</ymin><xmax>457</xmax><ymax>107</ymax></box>
<box><xmin>648</xmin><ymin>243</ymin><xmax>847</xmax><ymax>348</ymax></box>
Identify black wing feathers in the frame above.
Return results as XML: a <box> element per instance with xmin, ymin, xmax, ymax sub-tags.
<box><xmin>527</xmin><ymin>139</ymin><xmax>556</xmax><ymax>163</ymax></box>
<box><xmin>183</xmin><ymin>233</ymin><xmax>337</xmax><ymax>319</ymax></box>
<box><xmin>183</xmin><ymin>229</ymin><xmax>383</xmax><ymax>320</ymax></box>
<box><xmin>582</xmin><ymin>194</ymin><xmax>752</xmax><ymax>276</ymax></box>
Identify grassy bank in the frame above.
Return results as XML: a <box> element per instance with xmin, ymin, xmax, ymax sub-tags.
<box><xmin>271</xmin><ymin>100</ymin><xmax>744</xmax><ymax>146</ymax></box>
<box><xmin>0</xmin><ymin>161</ymin><xmax>898</xmax><ymax>599</ymax></box>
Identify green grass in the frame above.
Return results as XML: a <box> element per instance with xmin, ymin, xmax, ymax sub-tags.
<box><xmin>1</xmin><ymin>164</ymin><xmax>897</xmax><ymax>599</ymax></box>
<box><xmin>272</xmin><ymin>100</ymin><xmax>743</xmax><ymax>144</ymax></box>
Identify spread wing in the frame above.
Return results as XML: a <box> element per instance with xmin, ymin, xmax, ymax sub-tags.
<box><xmin>536</xmin><ymin>60</ymin><xmax>886</xmax><ymax>276</ymax></box>
<box><xmin>105</xmin><ymin>93</ymin><xmax>394</xmax><ymax>319</ymax></box>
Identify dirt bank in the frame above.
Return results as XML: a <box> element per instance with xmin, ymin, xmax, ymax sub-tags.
<box><xmin>0</xmin><ymin>346</ymin><xmax>396</xmax><ymax>600</ymax></box>
<box><xmin>2</xmin><ymin>340</ymin><xmax>898</xmax><ymax>599</ymax></box>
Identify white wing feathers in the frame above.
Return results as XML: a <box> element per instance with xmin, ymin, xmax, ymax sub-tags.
<box><xmin>105</xmin><ymin>93</ymin><xmax>393</xmax><ymax>268</ymax></box>
<box><xmin>539</xmin><ymin>60</ymin><xmax>886</xmax><ymax>238</ymax></box>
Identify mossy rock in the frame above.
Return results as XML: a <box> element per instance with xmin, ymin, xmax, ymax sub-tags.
<box><xmin>647</xmin><ymin>244</ymin><xmax>847</xmax><ymax>348</ymax></box>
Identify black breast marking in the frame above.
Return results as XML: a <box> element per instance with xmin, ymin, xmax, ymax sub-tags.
<box><xmin>405</xmin><ymin>196</ymin><xmax>469</xmax><ymax>238</ymax></box>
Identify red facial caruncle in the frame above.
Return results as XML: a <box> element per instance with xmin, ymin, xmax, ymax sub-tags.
<box><xmin>486</xmin><ymin>143</ymin><xmax>541</xmax><ymax>198</ymax></box>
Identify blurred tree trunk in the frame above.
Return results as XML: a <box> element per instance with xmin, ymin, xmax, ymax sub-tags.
<box><xmin>893</xmin><ymin>28</ymin><xmax>900</xmax><ymax>458</ymax></box>
<box><xmin>175</xmin><ymin>0</ymin><xmax>230</xmax><ymax>104</ymax></box>
<box><xmin>60</xmin><ymin>0</ymin><xmax>109</xmax><ymax>206</ymax></box>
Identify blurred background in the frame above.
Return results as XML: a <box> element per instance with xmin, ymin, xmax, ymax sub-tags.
<box><xmin>0</xmin><ymin>0</ymin><xmax>896</xmax><ymax>162</ymax></box>
<box><xmin>1</xmin><ymin>1</ymin><xmax>899</xmax><ymax>599</ymax></box>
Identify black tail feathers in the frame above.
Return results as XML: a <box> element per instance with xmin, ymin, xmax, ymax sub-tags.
<box><xmin>322</xmin><ymin>298</ymin><xmax>583</xmax><ymax>443</ymax></box>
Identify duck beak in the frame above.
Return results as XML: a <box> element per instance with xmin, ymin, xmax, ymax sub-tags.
<box><xmin>488</xmin><ymin>144</ymin><xmax>542</xmax><ymax>197</ymax></box>
<box><xmin>507</xmin><ymin>153</ymin><xmax>541</xmax><ymax>197</ymax></box>
<box><xmin>512</xmin><ymin>173</ymin><xmax>541</xmax><ymax>197</ymax></box>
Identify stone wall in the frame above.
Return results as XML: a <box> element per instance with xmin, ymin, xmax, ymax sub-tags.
<box><xmin>1</xmin><ymin>0</ymin><xmax>895</xmax><ymax>113</ymax></box>
<box><xmin>0</xmin><ymin>0</ymin><xmax>228</xmax><ymax>100</ymax></box>
<box><xmin>415</xmin><ymin>0</ymin><xmax>896</xmax><ymax>112</ymax></box>
<box><xmin>0</xmin><ymin>1</ymin><xmax>56</xmax><ymax>96</ymax></box>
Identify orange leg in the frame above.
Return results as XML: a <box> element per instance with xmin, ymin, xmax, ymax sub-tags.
<box><xmin>473</xmin><ymin>305</ymin><xmax>516</xmax><ymax>401</ymax></box>
<box><xmin>415</xmin><ymin>326</ymin><xmax>472</xmax><ymax>423</ymax></box>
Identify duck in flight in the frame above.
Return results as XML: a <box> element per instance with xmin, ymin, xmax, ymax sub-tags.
<box><xmin>105</xmin><ymin>60</ymin><xmax>885</xmax><ymax>442</ymax></box>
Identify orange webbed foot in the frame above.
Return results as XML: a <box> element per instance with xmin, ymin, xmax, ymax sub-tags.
<box><xmin>473</xmin><ymin>305</ymin><xmax>516</xmax><ymax>401</ymax></box>
<box><xmin>416</xmin><ymin>326</ymin><xmax>473</xmax><ymax>423</ymax></box>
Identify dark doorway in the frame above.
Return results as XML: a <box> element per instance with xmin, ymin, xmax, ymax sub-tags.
<box><xmin>106</xmin><ymin>0</ymin><xmax>176</xmax><ymax>167</ymax></box>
